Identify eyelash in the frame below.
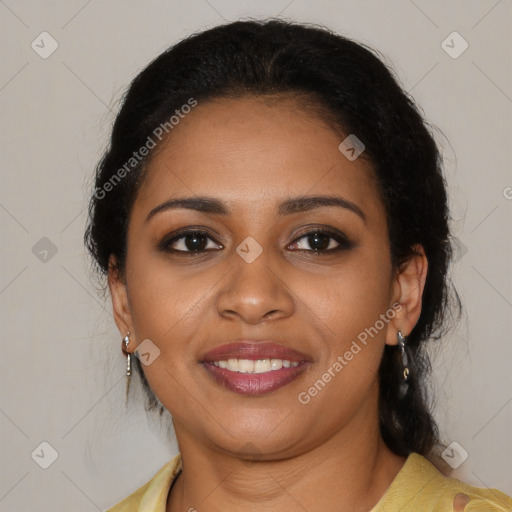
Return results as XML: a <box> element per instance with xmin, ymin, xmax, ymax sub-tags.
<box><xmin>159</xmin><ymin>227</ymin><xmax>354</xmax><ymax>255</ymax></box>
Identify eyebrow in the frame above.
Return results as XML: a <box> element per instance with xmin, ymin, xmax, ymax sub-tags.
<box><xmin>146</xmin><ymin>194</ymin><xmax>366</xmax><ymax>222</ymax></box>
<box><xmin>278</xmin><ymin>195</ymin><xmax>366</xmax><ymax>221</ymax></box>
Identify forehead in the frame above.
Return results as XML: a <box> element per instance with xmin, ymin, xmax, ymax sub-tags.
<box><xmin>134</xmin><ymin>95</ymin><xmax>380</xmax><ymax>216</ymax></box>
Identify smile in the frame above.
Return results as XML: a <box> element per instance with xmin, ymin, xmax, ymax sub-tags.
<box><xmin>200</xmin><ymin>340</ymin><xmax>312</xmax><ymax>395</ymax></box>
<box><xmin>211</xmin><ymin>358</ymin><xmax>300</xmax><ymax>373</ymax></box>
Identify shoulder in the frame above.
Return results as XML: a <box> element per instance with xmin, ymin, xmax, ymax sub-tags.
<box><xmin>437</xmin><ymin>470</ymin><xmax>512</xmax><ymax>511</ymax></box>
<box><xmin>372</xmin><ymin>453</ymin><xmax>512</xmax><ymax>512</ymax></box>
<box><xmin>105</xmin><ymin>454</ymin><xmax>182</xmax><ymax>512</ymax></box>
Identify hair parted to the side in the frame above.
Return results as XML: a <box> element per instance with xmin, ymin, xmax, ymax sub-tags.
<box><xmin>85</xmin><ymin>19</ymin><xmax>460</xmax><ymax>458</ymax></box>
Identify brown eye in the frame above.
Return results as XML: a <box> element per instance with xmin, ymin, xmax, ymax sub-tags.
<box><xmin>160</xmin><ymin>230</ymin><xmax>223</xmax><ymax>253</ymax></box>
<box><xmin>288</xmin><ymin>229</ymin><xmax>354</xmax><ymax>253</ymax></box>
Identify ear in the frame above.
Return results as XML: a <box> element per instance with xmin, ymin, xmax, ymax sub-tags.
<box><xmin>108</xmin><ymin>254</ymin><xmax>134</xmax><ymax>346</ymax></box>
<box><xmin>385</xmin><ymin>245</ymin><xmax>428</xmax><ymax>346</ymax></box>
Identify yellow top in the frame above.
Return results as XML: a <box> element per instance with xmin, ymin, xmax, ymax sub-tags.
<box><xmin>106</xmin><ymin>452</ymin><xmax>512</xmax><ymax>511</ymax></box>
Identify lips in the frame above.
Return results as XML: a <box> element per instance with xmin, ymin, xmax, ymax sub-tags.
<box><xmin>201</xmin><ymin>341</ymin><xmax>312</xmax><ymax>363</ymax></box>
<box><xmin>200</xmin><ymin>341</ymin><xmax>312</xmax><ymax>396</ymax></box>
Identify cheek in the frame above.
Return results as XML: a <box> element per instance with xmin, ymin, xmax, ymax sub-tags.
<box><xmin>294</xmin><ymin>248</ymin><xmax>393</xmax><ymax>397</ymax></box>
<box><xmin>293</xmin><ymin>265</ymin><xmax>392</xmax><ymax>426</ymax></box>
<box><xmin>301</xmin><ymin>251</ymin><xmax>392</xmax><ymax>342</ymax></box>
<box><xmin>124</xmin><ymin>248</ymin><xmax>209</xmax><ymax>364</ymax></box>
<box><xmin>124</xmin><ymin>252</ymin><xmax>213</xmax><ymax>413</ymax></box>
<box><xmin>127</xmin><ymin>235</ymin><xmax>207</xmax><ymax>310</ymax></box>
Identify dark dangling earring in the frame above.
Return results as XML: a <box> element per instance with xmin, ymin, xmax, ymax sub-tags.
<box><xmin>397</xmin><ymin>331</ymin><xmax>410</xmax><ymax>381</ymax></box>
<box><xmin>397</xmin><ymin>331</ymin><xmax>410</xmax><ymax>396</ymax></box>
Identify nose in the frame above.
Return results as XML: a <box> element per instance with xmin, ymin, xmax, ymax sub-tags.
<box><xmin>216</xmin><ymin>251</ymin><xmax>295</xmax><ymax>325</ymax></box>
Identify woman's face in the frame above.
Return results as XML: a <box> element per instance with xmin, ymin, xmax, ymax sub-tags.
<box><xmin>111</xmin><ymin>95</ymin><xmax>418</xmax><ymax>459</ymax></box>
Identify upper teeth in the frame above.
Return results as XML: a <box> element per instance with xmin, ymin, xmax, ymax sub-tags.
<box><xmin>212</xmin><ymin>358</ymin><xmax>300</xmax><ymax>373</ymax></box>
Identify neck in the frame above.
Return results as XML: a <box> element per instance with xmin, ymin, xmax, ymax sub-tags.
<box><xmin>167</xmin><ymin>403</ymin><xmax>406</xmax><ymax>512</ymax></box>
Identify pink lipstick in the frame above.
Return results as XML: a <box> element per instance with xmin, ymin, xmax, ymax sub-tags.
<box><xmin>200</xmin><ymin>341</ymin><xmax>312</xmax><ymax>395</ymax></box>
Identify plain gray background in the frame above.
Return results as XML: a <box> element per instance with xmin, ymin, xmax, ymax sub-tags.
<box><xmin>1</xmin><ymin>1</ymin><xmax>511</xmax><ymax>510</ymax></box>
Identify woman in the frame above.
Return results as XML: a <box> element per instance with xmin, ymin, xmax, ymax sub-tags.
<box><xmin>85</xmin><ymin>19</ymin><xmax>512</xmax><ymax>512</ymax></box>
